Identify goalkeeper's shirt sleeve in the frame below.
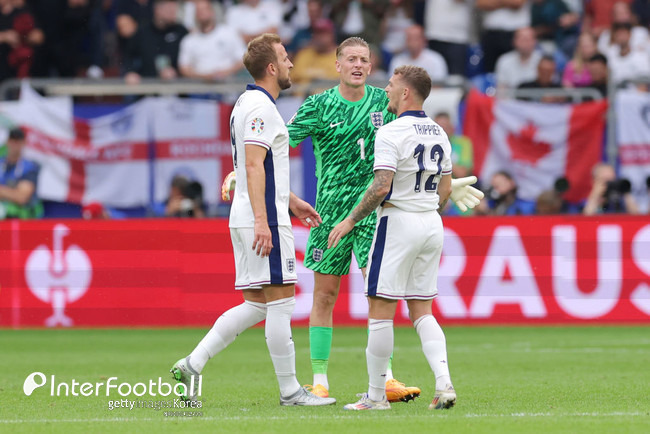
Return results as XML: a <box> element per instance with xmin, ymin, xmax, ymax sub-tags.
<box><xmin>287</xmin><ymin>94</ymin><xmax>319</xmax><ymax>148</ymax></box>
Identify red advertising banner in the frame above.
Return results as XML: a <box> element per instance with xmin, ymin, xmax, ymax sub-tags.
<box><xmin>1</xmin><ymin>216</ymin><xmax>649</xmax><ymax>328</ymax></box>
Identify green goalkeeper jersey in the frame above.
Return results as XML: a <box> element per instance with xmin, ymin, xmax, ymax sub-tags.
<box><xmin>287</xmin><ymin>85</ymin><xmax>395</xmax><ymax>226</ymax></box>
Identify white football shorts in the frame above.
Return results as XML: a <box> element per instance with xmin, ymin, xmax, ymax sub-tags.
<box><xmin>231</xmin><ymin>225</ymin><xmax>298</xmax><ymax>290</ymax></box>
<box><xmin>365</xmin><ymin>206</ymin><xmax>443</xmax><ymax>300</ymax></box>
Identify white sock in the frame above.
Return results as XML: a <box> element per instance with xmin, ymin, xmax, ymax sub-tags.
<box><xmin>313</xmin><ymin>373</ymin><xmax>329</xmax><ymax>390</ymax></box>
<box><xmin>265</xmin><ymin>297</ymin><xmax>301</xmax><ymax>397</ymax></box>
<box><xmin>414</xmin><ymin>314</ymin><xmax>451</xmax><ymax>390</ymax></box>
<box><xmin>189</xmin><ymin>300</ymin><xmax>267</xmax><ymax>373</ymax></box>
<box><xmin>385</xmin><ymin>367</ymin><xmax>394</xmax><ymax>381</ymax></box>
<box><xmin>366</xmin><ymin>319</ymin><xmax>393</xmax><ymax>402</ymax></box>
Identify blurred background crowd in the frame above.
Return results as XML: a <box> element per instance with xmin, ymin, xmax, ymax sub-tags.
<box><xmin>0</xmin><ymin>0</ymin><xmax>649</xmax><ymax>219</ymax></box>
<box><xmin>1</xmin><ymin>1</ymin><xmax>649</xmax><ymax>91</ymax></box>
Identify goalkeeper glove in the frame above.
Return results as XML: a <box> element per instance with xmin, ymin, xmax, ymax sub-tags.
<box><xmin>221</xmin><ymin>171</ymin><xmax>236</xmax><ymax>201</ymax></box>
<box><xmin>450</xmin><ymin>176</ymin><xmax>484</xmax><ymax>212</ymax></box>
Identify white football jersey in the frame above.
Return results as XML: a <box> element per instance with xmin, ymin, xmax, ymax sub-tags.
<box><xmin>374</xmin><ymin>110</ymin><xmax>452</xmax><ymax>212</ymax></box>
<box><xmin>229</xmin><ymin>85</ymin><xmax>291</xmax><ymax>228</ymax></box>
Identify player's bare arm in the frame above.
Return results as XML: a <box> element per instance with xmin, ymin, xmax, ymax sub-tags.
<box><xmin>437</xmin><ymin>174</ymin><xmax>453</xmax><ymax>213</ymax></box>
<box><xmin>289</xmin><ymin>192</ymin><xmax>322</xmax><ymax>228</ymax></box>
<box><xmin>245</xmin><ymin>144</ymin><xmax>273</xmax><ymax>257</ymax></box>
<box><xmin>327</xmin><ymin>169</ymin><xmax>394</xmax><ymax>249</ymax></box>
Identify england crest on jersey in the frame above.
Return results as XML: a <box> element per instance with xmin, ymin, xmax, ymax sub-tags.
<box><xmin>370</xmin><ymin>112</ymin><xmax>384</xmax><ymax>128</ymax></box>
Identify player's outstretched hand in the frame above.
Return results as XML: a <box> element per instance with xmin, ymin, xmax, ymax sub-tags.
<box><xmin>450</xmin><ymin>176</ymin><xmax>484</xmax><ymax>212</ymax></box>
<box><xmin>289</xmin><ymin>195</ymin><xmax>322</xmax><ymax>228</ymax></box>
<box><xmin>221</xmin><ymin>171</ymin><xmax>236</xmax><ymax>201</ymax></box>
<box><xmin>328</xmin><ymin>218</ymin><xmax>355</xmax><ymax>249</ymax></box>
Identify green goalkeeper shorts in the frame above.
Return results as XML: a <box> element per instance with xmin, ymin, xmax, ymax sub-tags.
<box><xmin>303</xmin><ymin>221</ymin><xmax>375</xmax><ymax>276</ymax></box>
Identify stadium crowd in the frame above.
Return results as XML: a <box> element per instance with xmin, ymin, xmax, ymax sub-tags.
<box><xmin>0</xmin><ymin>0</ymin><xmax>648</xmax><ymax>217</ymax></box>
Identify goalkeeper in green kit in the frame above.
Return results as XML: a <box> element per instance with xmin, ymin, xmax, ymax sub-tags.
<box><xmin>222</xmin><ymin>37</ymin><xmax>482</xmax><ymax>402</ymax></box>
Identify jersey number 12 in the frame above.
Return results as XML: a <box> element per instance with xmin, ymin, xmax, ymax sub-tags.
<box><xmin>413</xmin><ymin>144</ymin><xmax>443</xmax><ymax>193</ymax></box>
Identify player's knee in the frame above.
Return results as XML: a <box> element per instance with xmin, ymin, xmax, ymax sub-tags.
<box><xmin>313</xmin><ymin>288</ymin><xmax>338</xmax><ymax>310</ymax></box>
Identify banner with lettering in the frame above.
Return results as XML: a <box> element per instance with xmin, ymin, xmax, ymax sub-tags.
<box><xmin>1</xmin><ymin>216</ymin><xmax>648</xmax><ymax>327</ymax></box>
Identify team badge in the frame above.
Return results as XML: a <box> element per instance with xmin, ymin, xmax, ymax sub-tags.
<box><xmin>313</xmin><ymin>248</ymin><xmax>323</xmax><ymax>263</ymax></box>
<box><xmin>286</xmin><ymin>258</ymin><xmax>295</xmax><ymax>273</ymax></box>
<box><xmin>251</xmin><ymin>118</ymin><xmax>265</xmax><ymax>134</ymax></box>
<box><xmin>370</xmin><ymin>112</ymin><xmax>384</xmax><ymax>128</ymax></box>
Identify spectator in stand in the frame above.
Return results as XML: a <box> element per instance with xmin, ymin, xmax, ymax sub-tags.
<box><xmin>368</xmin><ymin>43</ymin><xmax>388</xmax><ymax>81</ymax></box>
<box><xmin>178</xmin><ymin>0</ymin><xmax>245</xmax><ymax>81</ymax></box>
<box><xmin>291</xmin><ymin>18</ymin><xmax>338</xmax><ymax>84</ymax></box>
<box><xmin>530</xmin><ymin>0</ymin><xmax>580</xmax><ymax>58</ymax></box>
<box><xmin>0</xmin><ymin>0</ymin><xmax>43</xmax><ymax>81</ymax></box>
<box><xmin>584</xmin><ymin>53</ymin><xmax>609</xmax><ymax>98</ymax></box>
<box><xmin>388</xmin><ymin>24</ymin><xmax>447</xmax><ymax>82</ymax></box>
<box><xmin>605</xmin><ymin>21</ymin><xmax>650</xmax><ymax>86</ymax></box>
<box><xmin>0</xmin><ymin>127</ymin><xmax>43</xmax><ymax>219</ymax></box>
<box><xmin>495</xmin><ymin>26</ymin><xmax>542</xmax><ymax>91</ymax></box>
<box><xmin>279</xmin><ymin>0</ymin><xmax>311</xmax><ymax>45</ymax></box>
<box><xmin>597</xmin><ymin>1</ymin><xmax>649</xmax><ymax>55</ymax></box>
<box><xmin>122</xmin><ymin>0</ymin><xmax>188</xmax><ymax>84</ymax></box>
<box><xmin>475</xmin><ymin>170</ymin><xmax>536</xmax><ymax>216</ymax></box>
<box><xmin>154</xmin><ymin>174</ymin><xmax>205</xmax><ymax>218</ymax></box>
<box><xmin>562</xmin><ymin>32</ymin><xmax>598</xmax><ymax>88</ymax></box>
<box><xmin>225</xmin><ymin>0</ymin><xmax>282</xmax><ymax>44</ymax></box>
<box><xmin>286</xmin><ymin>0</ymin><xmax>327</xmax><ymax>56</ymax></box>
<box><xmin>535</xmin><ymin>189</ymin><xmax>563</xmax><ymax>214</ymax></box>
<box><xmin>583</xmin><ymin>162</ymin><xmax>639</xmax><ymax>215</ymax></box>
<box><xmin>327</xmin><ymin>0</ymin><xmax>389</xmax><ymax>47</ymax></box>
<box><xmin>179</xmin><ymin>0</ymin><xmax>223</xmax><ymax>32</ymax></box>
<box><xmin>583</xmin><ymin>0</ymin><xmax>633</xmax><ymax>38</ymax></box>
<box><xmin>424</xmin><ymin>0</ymin><xmax>472</xmax><ymax>76</ymax></box>
<box><xmin>29</xmin><ymin>0</ymin><xmax>105</xmax><ymax>79</ymax></box>
<box><xmin>476</xmin><ymin>0</ymin><xmax>531</xmax><ymax>73</ymax></box>
<box><xmin>115</xmin><ymin>0</ymin><xmax>153</xmax><ymax>48</ymax></box>
<box><xmin>632</xmin><ymin>0</ymin><xmax>650</xmax><ymax>27</ymax></box>
<box><xmin>517</xmin><ymin>55</ymin><xmax>567</xmax><ymax>102</ymax></box>
<box><xmin>381</xmin><ymin>0</ymin><xmax>415</xmax><ymax>70</ymax></box>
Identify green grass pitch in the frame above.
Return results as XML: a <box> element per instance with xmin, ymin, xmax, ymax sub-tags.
<box><xmin>2</xmin><ymin>326</ymin><xmax>649</xmax><ymax>433</ymax></box>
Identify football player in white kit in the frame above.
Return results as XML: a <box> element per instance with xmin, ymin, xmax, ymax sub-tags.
<box><xmin>328</xmin><ymin>65</ymin><xmax>457</xmax><ymax>411</ymax></box>
<box><xmin>171</xmin><ymin>33</ymin><xmax>336</xmax><ymax>407</ymax></box>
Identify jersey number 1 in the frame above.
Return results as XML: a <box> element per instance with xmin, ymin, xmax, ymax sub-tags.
<box><xmin>413</xmin><ymin>144</ymin><xmax>443</xmax><ymax>193</ymax></box>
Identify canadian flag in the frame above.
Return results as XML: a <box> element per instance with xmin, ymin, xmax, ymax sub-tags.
<box><xmin>10</xmin><ymin>82</ymin><xmax>233</xmax><ymax>208</ymax></box>
<box><xmin>464</xmin><ymin>90</ymin><xmax>608</xmax><ymax>203</ymax></box>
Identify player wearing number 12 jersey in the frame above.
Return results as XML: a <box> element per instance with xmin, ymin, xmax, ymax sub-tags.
<box><xmin>328</xmin><ymin>65</ymin><xmax>456</xmax><ymax>411</ymax></box>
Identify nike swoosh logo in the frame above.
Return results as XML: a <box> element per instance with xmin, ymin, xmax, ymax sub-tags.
<box><xmin>330</xmin><ymin>121</ymin><xmax>343</xmax><ymax>128</ymax></box>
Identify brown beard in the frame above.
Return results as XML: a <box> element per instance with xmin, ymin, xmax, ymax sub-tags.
<box><xmin>278</xmin><ymin>75</ymin><xmax>292</xmax><ymax>90</ymax></box>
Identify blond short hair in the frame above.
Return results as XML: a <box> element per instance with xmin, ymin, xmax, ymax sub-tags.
<box><xmin>336</xmin><ymin>36</ymin><xmax>369</xmax><ymax>59</ymax></box>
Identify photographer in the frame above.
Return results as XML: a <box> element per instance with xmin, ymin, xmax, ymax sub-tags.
<box><xmin>476</xmin><ymin>170</ymin><xmax>536</xmax><ymax>216</ymax></box>
<box><xmin>583</xmin><ymin>163</ymin><xmax>639</xmax><ymax>215</ymax></box>
<box><xmin>157</xmin><ymin>175</ymin><xmax>205</xmax><ymax>218</ymax></box>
